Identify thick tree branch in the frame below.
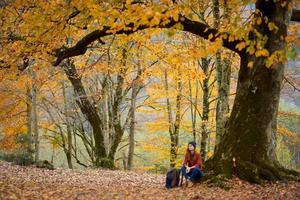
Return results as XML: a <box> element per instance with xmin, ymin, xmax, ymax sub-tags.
<box><xmin>52</xmin><ymin>5</ymin><xmax>300</xmax><ymax>66</ymax></box>
<box><xmin>53</xmin><ymin>16</ymin><xmax>242</xmax><ymax>66</ymax></box>
<box><xmin>291</xmin><ymin>9</ymin><xmax>300</xmax><ymax>22</ymax></box>
<box><xmin>181</xmin><ymin>17</ymin><xmax>240</xmax><ymax>53</ymax></box>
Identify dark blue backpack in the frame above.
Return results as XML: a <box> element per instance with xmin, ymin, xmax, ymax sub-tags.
<box><xmin>165</xmin><ymin>168</ymin><xmax>181</xmax><ymax>189</ymax></box>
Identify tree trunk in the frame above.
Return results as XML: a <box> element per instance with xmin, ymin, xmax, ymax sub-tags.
<box><xmin>200</xmin><ymin>58</ymin><xmax>210</xmax><ymax>161</ymax></box>
<box><xmin>108</xmin><ymin>49</ymin><xmax>127</xmax><ymax>162</ymax></box>
<box><xmin>164</xmin><ymin>69</ymin><xmax>182</xmax><ymax>168</ymax></box>
<box><xmin>172</xmin><ymin>75</ymin><xmax>182</xmax><ymax>167</ymax></box>
<box><xmin>62</xmin><ymin>81</ymin><xmax>73</xmax><ymax>169</ymax></box>
<box><xmin>213</xmin><ymin>0</ymin><xmax>231</xmax><ymax>149</ymax></box>
<box><xmin>127</xmin><ymin>64</ymin><xmax>142</xmax><ymax>170</ymax></box>
<box><xmin>102</xmin><ymin>76</ymin><xmax>111</xmax><ymax>156</ymax></box>
<box><xmin>127</xmin><ymin>86</ymin><xmax>137</xmax><ymax>170</ymax></box>
<box><xmin>63</xmin><ymin>49</ymin><xmax>128</xmax><ymax>168</ymax></box>
<box><xmin>62</xmin><ymin>60</ymin><xmax>108</xmax><ymax>167</ymax></box>
<box><xmin>164</xmin><ymin>70</ymin><xmax>174</xmax><ymax>167</ymax></box>
<box><xmin>215</xmin><ymin>57</ymin><xmax>231</xmax><ymax>150</ymax></box>
<box><xmin>30</xmin><ymin>68</ymin><xmax>39</xmax><ymax>163</ymax></box>
<box><xmin>188</xmin><ymin>64</ymin><xmax>198</xmax><ymax>142</ymax></box>
<box><xmin>26</xmin><ymin>87</ymin><xmax>33</xmax><ymax>159</ymax></box>
<box><xmin>208</xmin><ymin>1</ymin><xmax>300</xmax><ymax>182</ymax></box>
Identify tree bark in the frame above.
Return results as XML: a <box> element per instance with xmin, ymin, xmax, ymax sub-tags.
<box><xmin>215</xmin><ymin>58</ymin><xmax>231</xmax><ymax>150</ymax></box>
<box><xmin>62</xmin><ymin>60</ymin><xmax>108</xmax><ymax>167</ymax></box>
<box><xmin>208</xmin><ymin>1</ymin><xmax>300</xmax><ymax>182</ymax></box>
<box><xmin>127</xmin><ymin>85</ymin><xmax>137</xmax><ymax>170</ymax></box>
<box><xmin>127</xmin><ymin>63</ymin><xmax>142</xmax><ymax>170</ymax></box>
<box><xmin>172</xmin><ymin>73</ymin><xmax>182</xmax><ymax>167</ymax></box>
<box><xmin>108</xmin><ymin>49</ymin><xmax>127</xmax><ymax>161</ymax></box>
<box><xmin>62</xmin><ymin>49</ymin><xmax>129</xmax><ymax>168</ymax></box>
<box><xmin>188</xmin><ymin>64</ymin><xmax>198</xmax><ymax>142</ymax></box>
<box><xmin>62</xmin><ymin>81</ymin><xmax>73</xmax><ymax>169</ymax></box>
<box><xmin>30</xmin><ymin>67</ymin><xmax>39</xmax><ymax>163</ymax></box>
<box><xmin>26</xmin><ymin>87</ymin><xmax>33</xmax><ymax>160</ymax></box>
<box><xmin>200</xmin><ymin>58</ymin><xmax>210</xmax><ymax>161</ymax></box>
<box><xmin>213</xmin><ymin>0</ymin><xmax>232</xmax><ymax>149</ymax></box>
<box><xmin>164</xmin><ymin>68</ymin><xmax>182</xmax><ymax>168</ymax></box>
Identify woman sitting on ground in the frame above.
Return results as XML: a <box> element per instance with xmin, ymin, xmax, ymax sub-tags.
<box><xmin>181</xmin><ymin>141</ymin><xmax>204</xmax><ymax>187</ymax></box>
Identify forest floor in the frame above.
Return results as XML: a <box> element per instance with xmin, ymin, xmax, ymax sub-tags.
<box><xmin>1</xmin><ymin>161</ymin><xmax>300</xmax><ymax>200</ymax></box>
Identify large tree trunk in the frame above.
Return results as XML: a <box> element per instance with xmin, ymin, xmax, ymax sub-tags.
<box><xmin>62</xmin><ymin>60</ymin><xmax>108</xmax><ymax>167</ymax></box>
<box><xmin>208</xmin><ymin>1</ymin><xmax>299</xmax><ymax>183</ymax></box>
<box><xmin>62</xmin><ymin>49</ymin><xmax>129</xmax><ymax>168</ymax></box>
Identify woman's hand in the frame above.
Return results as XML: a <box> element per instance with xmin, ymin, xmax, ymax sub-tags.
<box><xmin>186</xmin><ymin>166</ymin><xmax>191</xmax><ymax>173</ymax></box>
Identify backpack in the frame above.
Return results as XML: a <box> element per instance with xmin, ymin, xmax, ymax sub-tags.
<box><xmin>165</xmin><ymin>168</ymin><xmax>181</xmax><ymax>189</ymax></box>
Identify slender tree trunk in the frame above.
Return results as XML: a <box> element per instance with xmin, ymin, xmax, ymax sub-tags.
<box><xmin>173</xmin><ymin>74</ymin><xmax>182</xmax><ymax>166</ymax></box>
<box><xmin>127</xmin><ymin>87</ymin><xmax>136</xmax><ymax>170</ymax></box>
<box><xmin>214</xmin><ymin>52</ymin><xmax>223</xmax><ymax>146</ymax></box>
<box><xmin>164</xmin><ymin>70</ymin><xmax>174</xmax><ymax>167</ymax></box>
<box><xmin>41</xmin><ymin>98</ymin><xmax>71</xmax><ymax>167</ymax></box>
<box><xmin>122</xmin><ymin>151</ymin><xmax>127</xmax><ymax>170</ymax></box>
<box><xmin>51</xmin><ymin>143</ymin><xmax>55</xmax><ymax>164</ymax></box>
<box><xmin>188</xmin><ymin>64</ymin><xmax>198</xmax><ymax>142</ymax></box>
<box><xmin>26</xmin><ymin>87</ymin><xmax>33</xmax><ymax>159</ymax></box>
<box><xmin>208</xmin><ymin>1</ymin><xmax>300</xmax><ymax>182</ymax></box>
<box><xmin>127</xmin><ymin>92</ymin><xmax>136</xmax><ymax>170</ymax></box>
<box><xmin>215</xmin><ymin>58</ymin><xmax>231</xmax><ymax>149</ymax></box>
<box><xmin>164</xmin><ymin>69</ymin><xmax>182</xmax><ymax>168</ymax></box>
<box><xmin>200</xmin><ymin>58</ymin><xmax>210</xmax><ymax>161</ymax></box>
<box><xmin>62</xmin><ymin>81</ymin><xmax>73</xmax><ymax>169</ymax></box>
<box><xmin>127</xmin><ymin>66</ymin><xmax>142</xmax><ymax>170</ymax></box>
<box><xmin>103</xmin><ymin>77</ymin><xmax>110</xmax><ymax>156</ymax></box>
<box><xmin>213</xmin><ymin>0</ymin><xmax>223</xmax><ymax>147</ymax></box>
<box><xmin>30</xmin><ymin>68</ymin><xmax>39</xmax><ymax>163</ymax></box>
<box><xmin>213</xmin><ymin>0</ymin><xmax>232</xmax><ymax>149</ymax></box>
<box><xmin>108</xmin><ymin>49</ymin><xmax>127</xmax><ymax>161</ymax></box>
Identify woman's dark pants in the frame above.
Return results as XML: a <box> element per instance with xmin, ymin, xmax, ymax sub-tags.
<box><xmin>181</xmin><ymin>166</ymin><xmax>203</xmax><ymax>182</ymax></box>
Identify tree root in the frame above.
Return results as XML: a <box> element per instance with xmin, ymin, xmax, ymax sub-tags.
<box><xmin>202</xmin><ymin>172</ymin><xmax>231</xmax><ymax>190</ymax></box>
<box><xmin>256</xmin><ymin>161</ymin><xmax>300</xmax><ymax>182</ymax></box>
<box><xmin>204</xmin><ymin>158</ymin><xmax>300</xmax><ymax>184</ymax></box>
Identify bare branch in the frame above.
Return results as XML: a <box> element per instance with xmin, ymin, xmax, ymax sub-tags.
<box><xmin>284</xmin><ymin>76</ymin><xmax>300</xmax><ymax>92</ymax></box>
